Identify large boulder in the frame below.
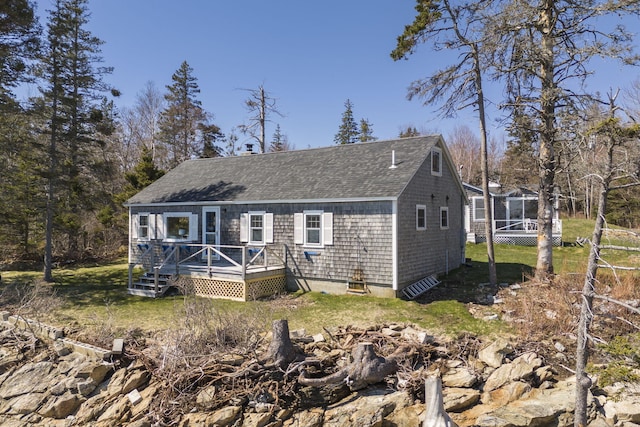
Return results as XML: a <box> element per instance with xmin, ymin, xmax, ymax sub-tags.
<box><xmin>442</xmin><ymin>365</ymin><xmax>477</xmax><ymax>388</ymax></box>
<box><xmin>443</xmin><ymin>388</ymin><xmax>481</xmax><ymax>412</ymax></box>
<box><xmin>477</xmin><ymin>339</ymin><xmax>513</xmax><ymax>369</ymax></box>
<box><xmin>0</xmin><ymin>361</ymin><xmax>54</xmax><ymax>399</ymax></box>
<box><xmin>484</xmin><ymin>352</ymin><xmax>542</xmax><ymax>392</ymax></box>
<box><xmin>38</xmin><ymin>391</ymin><xmax>83</xmax><ymax>419</ymax></box>
<box><xmin>323</xmin><ymin>389</ymin><xmax>413</xmax><ymax>427</ymax></box>
<box><xmin>288</xmin><ymin>408</ymin><xmax>325</xmax><ymax>427</ymax></box>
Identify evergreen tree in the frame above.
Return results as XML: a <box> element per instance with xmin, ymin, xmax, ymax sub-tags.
<box><xmin>359</xmin><ymin>118</ymin><xmax>377</xmax><ymax>142</ymax></box>
<box><xmin>0</xmin><ymin>0</ymin><xmax>42</xmax><ymax>259</ymax></box>
<box><xmin>199</xmin><ymin>122</ymin><xmax>224</xmax><ymax>158</ymax></box>
<box><xmin>0</xmin><ymin>0</ymin><xmax>41</xmax><ymax>106</ymax></box>
<box><xmin>159</xmin><ymin>61</ymin><xmax>209</xmax><ymax>167</ymax></box>
<box><xmin>269</xmin><ymin>124</ymin><xmax>285</xmax><ymax>152</ymax></box>
<box><xmin>119</xmin><ymin>147</ymin><xmax>165</xmax><ymax>201</ymax></box>
<box><xmin>334</xmin><ymin>99</ymin><xmax>359</xmax><ymax>144</ymax></box>
<box><xmin>399</xmin><ymin>126</ymin><xmax>420</xmax><ymax>138</ymax></box>
<box><xmin>38</xmin><ymin>0</ymin><xmax>114</xmax><ymax>277</ymax></box>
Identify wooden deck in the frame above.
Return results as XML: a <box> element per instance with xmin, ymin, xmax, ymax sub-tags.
<box><xmin>128</xmin><ymin>243</ymin><xmax>287</xmax><ymax>301</ymax></box>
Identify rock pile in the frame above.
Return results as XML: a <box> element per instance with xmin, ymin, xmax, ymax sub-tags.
<box><xmin>1</xmin><ymin>320</ymin><xmax>639</xmax><ymax>426</ymax></box>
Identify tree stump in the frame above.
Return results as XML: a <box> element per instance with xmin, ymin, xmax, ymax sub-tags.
<box><xmin>299</xmin><ymin>342</ymin><xmax>398</xmax><ymax>391</ymax></box>
<box><xmin>265</xmin><ymin>319</ymin><xmax>300</xmax><ymax>369</ymax></box>
<box><xmin>423</xmin><ymin>376</ymin><xmax>457</xmax><ymax>427</ymax></box>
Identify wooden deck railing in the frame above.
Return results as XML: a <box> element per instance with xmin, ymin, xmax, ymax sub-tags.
<box><xmin>128</xmin><ymin>242</ymin><xmax>287</xmax><ymax>290</ymax></box>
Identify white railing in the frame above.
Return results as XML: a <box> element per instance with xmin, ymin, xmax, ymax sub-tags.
<box><xmin>493</xmin><ymin>219</ymin><xmax>563</xmax><ymax>234</ymax></box>
<box><xmin>129</xmin><ymin>242</ymin><xmax>286</xmax><ymax>290</ymax></box>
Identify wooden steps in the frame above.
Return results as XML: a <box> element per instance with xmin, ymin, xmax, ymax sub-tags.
<box><xmin>128</xmin><ymin>272</ymin><xmax>174</xmax><ymax>297</ymax></box>
<box><xmin>401</xmin><ymin>275</ymin><xmax>441</xmax><ymax>300</ymax></box>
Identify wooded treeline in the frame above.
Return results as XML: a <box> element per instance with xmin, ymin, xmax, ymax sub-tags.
<box><xmin>0</xmin><ymin>0</ymin><xmax>287</xmax><ymax>269</ymax></box>
<box><xmin>1</xmin><ymin>0</ymin><xmax>639</xmax><ymax>272</ymax></box>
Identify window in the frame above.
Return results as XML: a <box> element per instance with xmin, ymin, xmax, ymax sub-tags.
<box><xmin>294</xmin><ymin>211</ymin><xmax>333</xmax><ymax>247</ymax></box>
<box><xmin>416</xmin><ymin>205</ymin><xmax>426</xmax><ymax>230</ymax></box>
<box><xmin>472</xmin><ymin>197</ymin><xmax>485</xmax><ymax>221</ymax></box>
<box><xmin>431</xmin><ymin>147</ymin><xmax>442</xmax><ymax>176</ymax></box>
<box><xmin>240</xmin><ymin>212</ymin><xmax>274</xmax><ymax>244</ymax></box>
<box><xmin>440</xmin><ymin>207</ymin><xmax>449</xmax><ymax>229</ymax></box>
<box><xmin>250</xmin><ymin>213</ymin><xmax>264</xmax><ymax>243</ymax></box>
<box><xmin>137</xmin><ymin>213</ymin><xmax>149</xmax><ymax>240</ymax></box>
<box><xmin>164</xmin><ymin>213</ymin><xmax>193</xmax><ymax>241</ymax></box>
<box><xmin>305</xmin><ymin>213</ymin><xmax>322</xmax><ymax>245</ymax></box>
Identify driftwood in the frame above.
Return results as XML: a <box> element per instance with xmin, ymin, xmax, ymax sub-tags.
<box><xmin>423</xmin><ymin>376</ymin><xmax>458</xmax><ymax>427</ymax></box>
<box><xmin>298</xmin><ymin>341</ymin><xmax>399</xmax><ymax>391</ymax></box>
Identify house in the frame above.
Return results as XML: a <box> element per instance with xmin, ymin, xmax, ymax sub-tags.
<box><xmin>464</xmin><ymin>182</ymin><xmax>562</xmax><ymax>246</ymax></box>
<box><xmin>125</xmin><ymin>135</ymin><xmax>467</xmax><ymax>300</ymax></box>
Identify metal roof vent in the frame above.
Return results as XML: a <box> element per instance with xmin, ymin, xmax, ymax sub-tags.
<box><xmin>389</xmin><ymin>150</ymin><xmax>397</xmax><ymax>169</ymax></box>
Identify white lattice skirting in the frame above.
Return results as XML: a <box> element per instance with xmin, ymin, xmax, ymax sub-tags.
<box><xmin>173</xmin><ymin>274</ymin><xmax>286</xmax><ymax>302</ymax></box>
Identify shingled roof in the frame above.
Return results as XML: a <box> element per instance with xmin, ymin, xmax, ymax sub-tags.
<box><xmin>125</xmin><ymin>135</ymin><xmax>443</xmax><ymax>205</ymax></box>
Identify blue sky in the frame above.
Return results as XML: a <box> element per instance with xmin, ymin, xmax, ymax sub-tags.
<box><xmin>29</xmin><ymin>0</ymin><xmax>640</xmax><ymax>151</ymax></box>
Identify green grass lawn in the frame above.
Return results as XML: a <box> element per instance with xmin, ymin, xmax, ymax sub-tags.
<box><xmin>1</xmin><ymin>218</ymin><xmax>631</xmax><ymax>340</ymax></box>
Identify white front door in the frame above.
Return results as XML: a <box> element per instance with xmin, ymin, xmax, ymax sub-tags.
<box><xmin>202</xmin><ymin>207</ymin><xmax>220</xmax><ymax>260</ymax></box>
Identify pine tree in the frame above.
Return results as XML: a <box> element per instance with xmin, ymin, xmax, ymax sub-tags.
<box><xmin>0</xmin><ymin>0</ymin><xmax>40</xmax><ymax>106</ymax></box>
<box><xmin>399</xmin><ymin>126</ymin><xmax>420</xmax><ymax>138</ymax></box>
<box><xmin>159</xmin><ymin>61</ymin><xmax>209</xmax><ymax>167</ymax></box>
<box><xmin>334</xmin><ymin>99</ymin><xmax>359</xmax><ymax>144</ymax></box>
<box><xmin>0</xmin><ymin>0</ymin><xmax>42</xmax><ymax>259</ymax></box>
<box><xmin>199</xmin><ymin>123</ymin><xmax>224</xmax><ymax>158</ymax></box>
<box><xmin>359</xmin><ymin>118</ymin><xmax>377</xmax><ymax>142</ymax></box>
<box><xmin>38</xmin><ymin>0</ymin><xmax>113</xmax><ymax>277</ymax></box>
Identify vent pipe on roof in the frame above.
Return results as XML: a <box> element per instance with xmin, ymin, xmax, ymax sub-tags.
<box><xmin>389</xmin><ymin>150</ymin><xmax>397</xmax><ymax>169</ymax></box>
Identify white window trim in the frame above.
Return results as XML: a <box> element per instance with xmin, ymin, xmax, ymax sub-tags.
<box><xmin>303</xmin><ymin>210</ymin><xmax>324</xmax><ymax>247</ymax></box>
<box><xmin>163</xmin><ymin>212</ymin><xmax>197</xmax><ymax>242</ymax></box>
<box><xmin>472</xmin><ymin>197</ymin><xmax>485</xmax><ymax>222</ymax></box>
<box><xmin>294</xmin><ymin>211</ymin><xmax>333</xmax><ymax>247</ymax></box>
<box><xmin>135</xmin><ymin>212</ymin><xmax>151</xmax><ymax>241</ymax></box>
<box><xmin>416</xmin><ymin>205</ymin><xmax>427</xmax><ymax>231</ymax></box>
<box><xmin>248</xmin><ymin>211</ymin><xmax>266</xmax><ymax>245</ymax></box>
<box><xmin>431</xmin><ymin>147</ymin><xmax>442</xmax><ymax>176</ymax></box>
<box><xmin>440</xmin><ymin>207</ymin><xmax>449</xmax><ymax>230</ymax></box>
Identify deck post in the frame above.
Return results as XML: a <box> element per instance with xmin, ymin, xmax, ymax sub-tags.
<box><xmin>207</xmin><ymin>245</ymin><xmax>212</xmax><ymax>270</ymax></box>
<box><xmin>242</xmin><ymin>247</ymin><xmax>246</xmax><ymax>281</ymax></box>
<box><xmin>175</xmin><ymin>245</ymin><xmax>180</xmax><ymax>276</ymax></box>
<box><xmin>154</xmin><ymin>266</ymin><xmax>160</xmax><ymax>296</ymax></box>
<box><xmin>128</xmin><ymin>263</ymin><xmax>134</xmax><ymax>289</ymax></box>
<box><xmin>264</xmin><ymin>246</ymin><xmax>268</xmax><ymax>268</ymax></box>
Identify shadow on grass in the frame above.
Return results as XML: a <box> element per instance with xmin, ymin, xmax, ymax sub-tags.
<box><xmin>41</xmin><ymin>262</ymin><xmax>137</xmax><ymax>307</ymax></box>
<box><xmin>417</xmin><ymin>260</ymin><xmax>533</xmax><ymax>305</ymax></box>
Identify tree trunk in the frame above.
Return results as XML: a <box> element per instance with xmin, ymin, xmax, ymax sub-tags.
<box><xmin>266</xmin><ymin>319</ymin><xmax>299</xmax><ymax>369</ymax></box>
<box><xmin>575</xmin><ymin>144</ymin><xmax>613</xmax><ymax>427</ymax></box>
<box><xmin>473</xmin><ymin>48</ymin><xmax>497</xmax><ymax>285</ymax></box>
<box><xmin>534</xmin><ymin>0</ymin><xmax>557</xmax><ymax>280</ymax></box>
<box><xmin>424</xmin><ymin>376</ymin><xmax>458</xmax><ymax>427</ymax></box>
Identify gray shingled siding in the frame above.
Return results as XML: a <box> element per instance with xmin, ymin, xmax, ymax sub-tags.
<box><xmin>131</xmin><ymin>202</ymin><xmax>395</xmax><ymax>287</ymax></box>
<box><xmin>222</xmin><ymin>202</ymin><xmax>394</xmax><ymax>286</ymax></box>
<box><xmin>397</xmin><ymin>150</ymin><xmax>464</xmax><ymax>288</ymax></box>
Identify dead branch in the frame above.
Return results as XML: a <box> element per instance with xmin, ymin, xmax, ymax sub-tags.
<box><xmin>599</xmin><ymin>244</ymin><xmax>640</xmax><ymax>252</ymax></box>
<box><xmin>596</xmin><ymin>265</ymin><xmax>640</xmax><ymax>271</ymax></box>
<box><xmin>592</xmin><ymin>294</ymin><xmax>640</xmax><ymax>315</ymax></box>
